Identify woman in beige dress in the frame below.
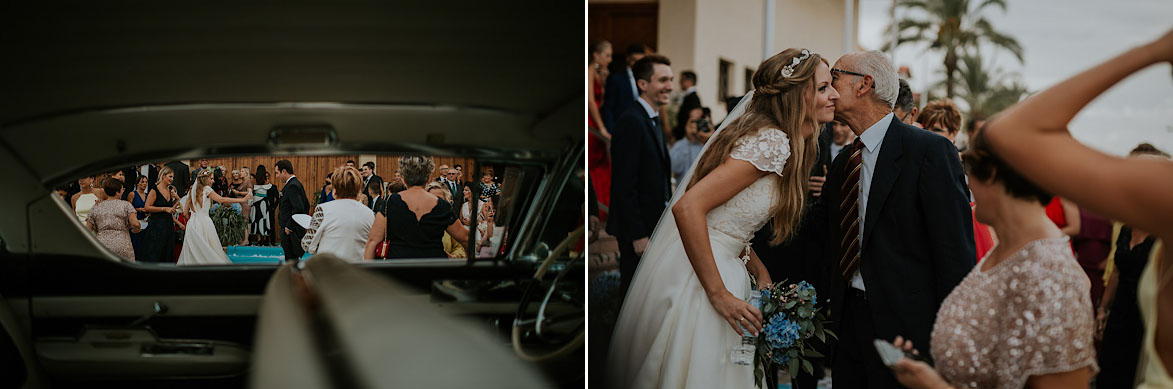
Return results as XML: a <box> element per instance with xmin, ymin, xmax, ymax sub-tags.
<box><xmin>87</xmin><ymin>178</ymin><xmax>142</xmax><ymax>261</ymax></box>
<box><xmin>980</xmin><ymin>28</ymin><xmax>1173</xmax><ymax>387</ymax></box>
<box><xmin>890</xmin><ymin>129</ymin><xmax>1098</xmax><ymax>389</ymax></box>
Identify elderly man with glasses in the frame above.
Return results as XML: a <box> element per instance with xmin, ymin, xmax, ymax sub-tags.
<box><xmin>812</xmin><ymin>51</ymin><xmax>976</xmax><ymax>389</ymax></box>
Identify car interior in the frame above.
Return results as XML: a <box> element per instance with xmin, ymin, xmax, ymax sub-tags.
<box><xmin>0</xmin><ymin>2</ymin><xmax>583</xmax><ymax>388</ymax></box>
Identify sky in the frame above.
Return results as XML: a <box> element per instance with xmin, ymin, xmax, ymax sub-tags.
<box><xmin>857</xmin><ymin>0</ymin><xmax>1173</xmax><ymax>156</ymax></box>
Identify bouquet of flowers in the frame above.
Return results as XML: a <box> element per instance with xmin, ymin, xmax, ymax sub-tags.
<box><xmin>751</xmin><ymin>280</ymin><xmax>835</xmax><ymax>387</ymax></box>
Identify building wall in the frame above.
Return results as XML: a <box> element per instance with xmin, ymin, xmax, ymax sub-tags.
<box><xmin>693</xmin><ymin>0</ymin><xmax>765</xmax><ymax>122</ymax></box>
<box><xmin>773</xmin><ymin>0</ymin><xmax>854</xmax><ymax>63</ymax></box>
<box><xmin>590</xmin><ymin>0</ymin><xmax>858</xmax><ymax>122</ymax></box>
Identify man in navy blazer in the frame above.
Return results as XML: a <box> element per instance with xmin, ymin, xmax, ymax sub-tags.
<box><xmin>607</xmin><ymin>54</ymin><xmax>674</xmax><ymax>295</ymax></box>
<box><xmin>601</xmin><ymin>43</ymin><xmax>649</xmax><ymax>133</ymax></box>
<box><xmin>815</xmin><ymin>51</ymin><xmax>975</xmax><ymax>388</ymax></box>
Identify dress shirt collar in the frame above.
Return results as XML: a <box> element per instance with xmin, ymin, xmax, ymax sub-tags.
<box><xmin>859</xmin><ymin>113</ymin><xmax>895</xmax><ymax>153</ymax></box>
<box><xmin>636</xmin><ymin>96</ymin><xmax>659</xmax><ymax>119</ymax></box>
<box><xmin>285</xmin><ymin>175</ymin><xmax>296</xmax><ymax>185</ymax></box>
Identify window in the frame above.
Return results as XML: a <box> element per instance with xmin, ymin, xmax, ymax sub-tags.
<box><xmin>718</xmin><ymin>59</ymin><xmax>732</xmax><ymax>102</ymax></box>
<box><xmin>59</xmin><ymin>154</ymin><xmax>545</xmax><ymax>266</ymax></box>
<box><xmin>745</xmin><ymin>67</ymin><xmax>755</xmax><ymax>93</ymax></box>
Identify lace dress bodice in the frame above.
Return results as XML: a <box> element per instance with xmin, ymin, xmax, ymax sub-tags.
<box><xmin>704</xmin><ymin>128</ymin><xmax>791</xmax><ymax>244</ymax></box>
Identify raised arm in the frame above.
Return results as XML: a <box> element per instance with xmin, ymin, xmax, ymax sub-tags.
<box><xmin>209</xmin><ymin>190</ymin><xmax>249</xmax><ymax>205</ymax></box>
<box><xmin>984</xmin><ymin>29</ymin><xmax>1173</xmax><ymax>238</ymax></box>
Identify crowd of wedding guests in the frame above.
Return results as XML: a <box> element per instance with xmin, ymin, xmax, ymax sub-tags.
<box><xmin>62</xmin><ymin>156</ymin><xmax>507</xmax><ymax>265</ymax></box>
<box><xmin>593</xmin><ymin>29</ymin><xmax>1173</xmax><ymax>388</ymax></box>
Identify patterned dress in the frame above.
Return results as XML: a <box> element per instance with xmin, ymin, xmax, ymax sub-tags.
<box><xmin>931</xmin><ymin>237</ymin><xmax>1098</xmax><ymax>388</ymax></box>
<box><xmin>89</xmin><ymin>199</ymin><xmax>137</xmax><ymax>261</ymax></box>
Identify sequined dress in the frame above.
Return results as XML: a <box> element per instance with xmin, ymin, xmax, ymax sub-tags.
<box><xmin>89</xmin><ymin>199</ymin><xmax>137</xmax><ymax>261</ymax></box>
<box><xmin>607</xmin><ymin>128</ymin><xmax>791</xmax><ymax>389</ymax></box>
<box><xmin>930</xmin><ymin>237</ymin><xmax>1098</xmax><ymax>388</ymax></box>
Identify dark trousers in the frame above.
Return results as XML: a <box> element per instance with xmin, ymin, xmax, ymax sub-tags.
<box><xmin>832</xmin><ymin>288</ymin><xmax>901</xmax><ymax>389</ymax></box>
<box><xmin>617</xmin><ymin>238</ymin><xmax>642</xmax><ymax>299</ymax></box>
<box><xmin>280</xmin><ymin>227</ymin><xmax>305</xmax><ymax>260</ymax></box>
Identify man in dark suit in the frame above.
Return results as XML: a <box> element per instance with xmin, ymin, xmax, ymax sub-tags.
<box><xmin>752</xmin><ymin>123</ymin><xmax>835</xmax><ymax>389</ymax></box>
<box><xmin>442</xmin><ymin>168</ymin><xmax>463</xmax><ymax>208</ymax></box>
<box><xmin>601</xmin><ymin>43</ymin><xmax>649</xmax><ymax>133</ymax></box>
<box><xmin>166</xmin><ymin>160</ymin><xmax>191</xmax><ymax>196</ymax></box>
<box><xmin>274</xmin><ymin>160</ymin><xmax>310</xmax><ymax>260</ymax></box>
<box><xmin>607</xmin><ymin>54</ymin><xmax>674</xmax><ymax>294</ymax></box>
<box><xmin>816</xmin><ymin>51</ymin><xmax>975</xmax><ymax>388</ymax></box>
<box><xmin>360</xmin><ymin>161</ymin><xmax>384</xmax><ymax>202</ymax></box>
<box><xmin>368</xmin><ymin>180</ymin><xmax>386</xmax><ymax>213</ymax></box>
<box><xmin>672</xmin><ymin>70</ymin><xmax>701</xmax><ymax>141</ymax></box>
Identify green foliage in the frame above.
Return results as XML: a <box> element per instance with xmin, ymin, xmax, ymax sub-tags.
<box><xmin>887</xmin><ymin>0</ymin><xmax>1023</xmax><ymax>98</ymax></box>
<box><xmin>927</xmin><ymin>53</ymin><xmax>1031</xmax><ymax>120</ymax></box>
<box><xmin>752</xmin><ymin>280</ymin><xmax>835</xmax><ymax>388</ymax></box>
<box><xmin>211</xmin><ymin>205</ymin><xmax>247</xmax><ymax>247</ymax></box>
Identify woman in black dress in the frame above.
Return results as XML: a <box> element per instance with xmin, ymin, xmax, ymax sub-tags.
<box><xmin>1097</xmin><ymin>224</ymin><xmax>1157</xmax><ymax>388</ymax></box>
<box><xmin>141</xmin><ymin>166</ymin><xmax>178</xmax><ymax>263</ymax></box>
<box><xmin>364</xmin><ymin>156</ymin><xmax>469</xmax><ymax>259</ymax></box>
<box><xmin>1095</xmin><ymin>144</ymin><xmax>1171</xmax><ymax>387</ymax></box>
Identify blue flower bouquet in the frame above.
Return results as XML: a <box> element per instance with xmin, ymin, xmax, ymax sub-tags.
<box><xmin>751</xmin><ymin>280</ymin><xmax>835</xmax><ymax>387</ymax></box>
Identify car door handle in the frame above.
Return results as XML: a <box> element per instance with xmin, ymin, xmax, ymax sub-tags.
<box><xmin>140</xmin><ymin>343</ymin><xmax>214</xmax><ymax>357</ymax></box>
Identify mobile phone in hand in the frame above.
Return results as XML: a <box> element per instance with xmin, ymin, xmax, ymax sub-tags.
<box><xmin>874</xmin><ymin>339</ymin><xmax>919</xmax><ymax>367</ymax></box>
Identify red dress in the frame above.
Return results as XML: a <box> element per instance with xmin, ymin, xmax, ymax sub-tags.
<box><xmin>972</xmin><ymin>202</ymin><xmax>995</xmax><ymax>262</ymax></box>
<box><xmin>588</xmin><ymin>75</ymin><xmax>611</xmax><ymax>220</ymax></box>
<box><xmin>1045</xmin><ymin>197</ymin><xmax>1067</xmax><ymax>228</ymax></box>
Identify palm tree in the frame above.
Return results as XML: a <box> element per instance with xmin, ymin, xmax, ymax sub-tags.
<box><xmin>952</xmin><ymin>54</ymin><xmax>1029</xmax><ymax>118</ymax></box>
<box><xmin>885</xmin><ymin>0</ymin><xmax>1024</xmax><ymax>98</ymax></box>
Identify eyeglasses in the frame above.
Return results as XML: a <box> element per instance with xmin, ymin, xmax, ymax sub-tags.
<box><xmin>831</xmin><ymin>68</ymin><xmax>875</xmax><ymax>90</ymax></box>
<box><xmin>831</xmin><ymin>68</ymin><xmax>868</xmax><ymax>78</ymax></box>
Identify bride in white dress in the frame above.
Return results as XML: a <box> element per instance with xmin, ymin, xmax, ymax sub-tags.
<box><xmin>606</xmin><ymin>48</ymin><xmax>838</xmax><ymax>388</ymax></box>
<box><xmin>178</xmin><ymin>168</ymin><xmax>252</xmax><ymax>265</ymax></box>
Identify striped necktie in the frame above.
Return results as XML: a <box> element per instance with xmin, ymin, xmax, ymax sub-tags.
<box><xmin>840</xmin><ymin>139</ymin><xmax>865</xmax><ymax>280</ymax></box>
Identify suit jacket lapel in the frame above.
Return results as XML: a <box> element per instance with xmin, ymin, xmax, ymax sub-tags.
<box><xmin>640</xmin><ymin>104</ymin><xmax>670</xmax><ymax>169</ymax></box>
<box><xmin>862</xmin><ymin>122</ymin><xmax>905</xmax><ymax>250</ymax></box>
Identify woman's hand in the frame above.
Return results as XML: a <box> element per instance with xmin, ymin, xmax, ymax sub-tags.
<box><xmin>755</xmin><ymin>272</ymin><xmax>773</xmax><ymax>291</ymax></box>
<box><xmin>1095</xmin><ymin>307</ymin><xmax>1109</xmax><ymax>340</ymax></box>
<box><xmin>891</xmin><ymin>336</ymin><xmax>951</xmax><ymax>389</ymax></box>
<box><xmin>708</xmin><ymin>291</ymin><xmax>762</xmax><ymax>336</ymax></box>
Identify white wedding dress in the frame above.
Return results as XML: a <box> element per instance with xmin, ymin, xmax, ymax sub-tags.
<box><xmin>177</xmin><ymin>186</ymin><xmax>232</xmax><ymax>265</ymax></box>
<box><xmin>607</xmin><ymin>92</ymin><xmax>792</xmax><ymax>389</ymax></box>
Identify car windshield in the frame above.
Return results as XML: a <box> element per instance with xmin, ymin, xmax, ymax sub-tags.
<box><xmin>58</xmin><ymin>153</ymin><xmax>545</xmax><ymax>266</ymax></box>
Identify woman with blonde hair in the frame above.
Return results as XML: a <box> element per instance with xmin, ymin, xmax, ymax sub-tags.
<box><xmin>364</xmin><ymin>156</ymin><xmax>468</xmax><ymax>260</ymax></box>
<box><xmin>176</xmin><ymin>168</ymin><xmax>251</xmax><ymax>265</ymax></box>
<box><xmin>141</xmin><ymin>166</ymin><xmax>179</xmax><ymax>262</ymax></box>
<box><xmin>301</xmin><ymin>166</ymin><xmax>375</xmax><ymax>261</ymax></box>
<box><xmin>607</xmin><ymin>48</ymin><xmax>839</xmax><ymax>388</ymax></box>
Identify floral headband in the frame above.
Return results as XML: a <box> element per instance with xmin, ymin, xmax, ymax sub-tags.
<box><xmin>780</xmin><ymin>49</ymin><xmax>812</xmax><ymax>79</ymax></box>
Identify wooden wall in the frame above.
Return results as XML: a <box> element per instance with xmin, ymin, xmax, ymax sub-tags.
<box><xmin>190</xmin><ymin>155</ymin><xmax>476</xmax><ymax>206</ymax></box>
<box><xmin>374</xmin><ymin>155</ymin><xmax>477</xmax><ymax>185</ymax></box>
